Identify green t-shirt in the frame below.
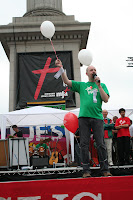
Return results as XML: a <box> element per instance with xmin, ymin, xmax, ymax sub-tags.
<box><xmin>71</xmin><ymin>81</ymin><xmax>109</xmax><ymax>120</ymax></box>
<box><xmin>35</xmin><ymin>143</ymin><xmax>48</xmax><ymax>149</ymax></box>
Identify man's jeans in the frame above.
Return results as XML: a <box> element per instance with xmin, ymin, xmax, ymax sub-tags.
<box><xmin>79</xmin><ymin>117</ymin><xmax>109</xmax><ymax>173</ymax></box>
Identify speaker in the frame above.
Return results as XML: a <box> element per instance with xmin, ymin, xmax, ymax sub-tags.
<box><xmin>31</xmin><ymin>156</ymin><xmax>49</xmax><ymax>168</ymax></box>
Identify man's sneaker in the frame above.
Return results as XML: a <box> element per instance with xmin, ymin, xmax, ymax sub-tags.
<box><xmin>109</xmin><ymin>162</ymin><xmax>113</xmax><ymax>166</ymax></box>
<box><xmin>69</xmin><ymin>162</ymin><xmax>78</xmax><ymax>167</ymax></box>
<box><xmin>103</xmin><ymin>172</ymin><xmax>112</xmax><ymax>177</ymax></box>
<box><xmin>82</xmin><ymin>171</ymin><xmax>91</xmax><ymax>178</ymax></box>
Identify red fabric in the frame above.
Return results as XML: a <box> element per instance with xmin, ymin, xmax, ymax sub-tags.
<box><xmin>89</xmin><ymin>136</ymin><xmax>99</xmax><ymax>166</ymax></box>
<box><xmin>115</xmin><ymin>117</ymin><xmax>130</xmax><ymax>137</ymax></box>
<box><xmin>104</xmin><ymin>118</ymin><xmax>112</xmax><ymax>138</ymax></box>
<box><xmin>1</xmin><ymin>176</ymin><xmax>133</xmax><ymax>199</ymax></box>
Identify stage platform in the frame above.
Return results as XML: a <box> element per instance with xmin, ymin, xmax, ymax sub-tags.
<box><xmin>0</xmin><ymin>164</ymin><xmax>133</xmax><ymax>182</ymax></box>
<box><xmin>1</xmin><ymin>165</ymin><xmax>133</xmax><ymax>199</ymax></box>
<box><xmin>0</xmin><ymin>173</ymin><xmax>133</xmax><ymax>200</ymax></box>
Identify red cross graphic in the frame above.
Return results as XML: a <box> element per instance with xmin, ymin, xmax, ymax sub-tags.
<box><xmin>32</xmin><ymin>57</ymin><xmax>60</xmax><ymax>100</ymax></box>
<box><xmin>64</xmin><ymin>87</ymin><xmax>70</xmax><ymax>94</ymax></box>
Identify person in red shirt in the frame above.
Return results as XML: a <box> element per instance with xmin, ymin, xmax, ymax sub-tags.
<box><xmin>115</xmin><ymin>108</ymin><xmax>131</xmax><ymax>165</ymax></box>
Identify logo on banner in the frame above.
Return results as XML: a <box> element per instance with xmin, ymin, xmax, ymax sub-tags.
<box><xmin>41</xmin><ymin>90</ymin><xmax>69</xmax><ymax>99</ymax></box>
<box><xmin>0</xmin><ymin>197</ymin><xmax>41</xmax><ymax>200</ymax></box>
<box><xmin>32</xmin><ymin>57</ymin><xmax>60</xmax><ymax>100</ymax></box>
<box><xmin>0</xmin><ymin>192</ymin><xmax>102</xmax><ymax>200</ymax></box>
<box><xmin>53</xmin><ymin>192</ymin><xmax>102</xmax><ymax>200</ymax></box>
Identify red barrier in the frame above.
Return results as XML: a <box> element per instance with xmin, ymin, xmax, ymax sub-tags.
<box><xmin>1</xmin><ymin>176</ymin><xmax>133</xmax><ymax>200</ymax></box>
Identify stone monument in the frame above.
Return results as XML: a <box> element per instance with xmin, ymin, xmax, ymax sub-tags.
<box><xmin>0</xmin><ymin>0</ymin><xmax>91</xmax><ymax>111</ymax></box>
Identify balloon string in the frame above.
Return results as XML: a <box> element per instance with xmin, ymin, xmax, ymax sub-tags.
<box><xmin>50</xmin><ymin>39</ymin><xmax>58</xmax><ymax>60</ymax></box>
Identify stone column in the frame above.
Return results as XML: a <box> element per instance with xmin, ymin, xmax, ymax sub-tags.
<box><xmin>9</xmin><ymin>44</ymin><xmax>17</xmax><ymax>111</ymax></box>
<box><xmin>27</xmin><ymin>0</ymin><xmax>62</xmax><ymax>12</ymax></box>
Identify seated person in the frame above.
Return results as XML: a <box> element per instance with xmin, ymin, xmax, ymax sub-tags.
<box><xmin>12</xmin><ymin>125</ymin><xmax>23</xmax><ymax>137</ymax></box>
<box><xmin>35</xmin><ymin>138</ymin><xmax>48</xmax><ymax>157</ymax></box>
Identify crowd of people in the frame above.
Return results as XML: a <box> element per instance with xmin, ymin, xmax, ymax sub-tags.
<box><xmin>103</xmin><ymin>108</ymin><xmax>133</xmax><ymax>166</ymax></box>
<box><xmin>73</xmin><ymin>108</ymin><xmax>133</xmax><ymax>168</ymax></box>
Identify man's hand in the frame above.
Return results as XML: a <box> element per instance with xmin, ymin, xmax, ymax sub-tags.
<box><xmin>94</xmin><ymin>76</ymin><xmax>100</xmax><ymax>87</ymax></box>
<box><xmin>55</xmin><ymin>59</ymin><xmax>63</xmax><ymax>68</ymax></box>
<box><xmin>119</xmin><ymin>124</ymin><xmax>129</xmax><ymax>128</ymax></box>
<box><xmin>74</xmin><ymin>135</ymin><xmax>80</xmax><ymax>138</ymax></box>
<box><xmin>112</xmin><ymin>129</ymin><xmax>118</xmax><ymax>133</ymax></box>
<box><xmin>115</xmin><ymin>125</ymin><xmax>124</xmax><ymax>130</ymax></box>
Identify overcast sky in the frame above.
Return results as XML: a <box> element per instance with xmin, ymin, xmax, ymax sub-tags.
<box><xmin>0</xmin><ymin>0</ymin><xmax>133</xmax><ymax>117</ymax></box>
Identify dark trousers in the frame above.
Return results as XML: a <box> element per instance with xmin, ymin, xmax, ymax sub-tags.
<box><xmin>79</xmin><ymin>117</ymin><xmax>109</xmax><ymax>173</ymax></box>
<box><xmin>117</xmin><ymin>136</ymin><xmax>130</xmax><ymax>164</ymax></box>
<box><xmin>112</xmin><ymin>137</ymin><xmax>119</xmax><ymax>165</ymax></box>
<box><xmin>130</xmin><ymin>138</ymin><xmax>133</xmax><ymax>161</ymax></box>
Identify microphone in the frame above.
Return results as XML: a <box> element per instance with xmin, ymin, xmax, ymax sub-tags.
<box><xmin>92</xmin><ymin>73</ymin><xmax>100</xmax><ymax>83</ymax></box>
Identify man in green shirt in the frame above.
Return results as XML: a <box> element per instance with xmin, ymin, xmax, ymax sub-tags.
<box><xmin>55</xmin><ymin>59</ymin><xmax>111</xmax><ymax>178</ymax></box>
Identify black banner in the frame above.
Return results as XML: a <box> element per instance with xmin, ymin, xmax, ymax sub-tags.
<box><xmin>17</xmin><ymin>51</ymin><xmax>76</xmax><ymax>108</ymax></box>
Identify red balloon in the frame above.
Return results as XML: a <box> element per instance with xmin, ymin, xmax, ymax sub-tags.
<box><xmin>63</xmin><ymin>112</ymin><xmax>79</xmax><ymax>134</ymax></box>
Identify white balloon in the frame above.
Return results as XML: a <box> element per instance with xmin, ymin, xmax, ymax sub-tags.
<box><xmin>40</xmin><ymin>21</ymin><xmax>55</xmax><ymax>39</ymax></box>
<box><xmin>78</xmin><ymin>49</ymin><xmax>93</xmax><ymax>66</ymax></box>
